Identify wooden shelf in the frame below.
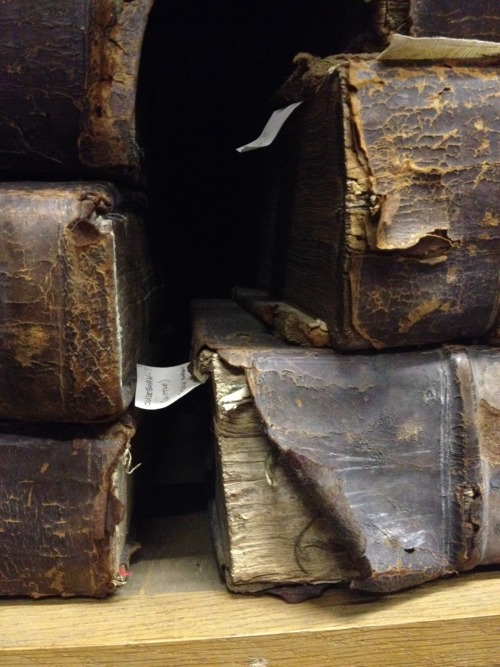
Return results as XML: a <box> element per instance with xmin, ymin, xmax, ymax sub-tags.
<box><xmin>1</xmin><ymin>512</ymin><xmax>500</xmax><ymax>666</ymax></box>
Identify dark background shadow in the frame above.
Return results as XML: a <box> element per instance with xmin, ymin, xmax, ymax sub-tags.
<box><xmin>134</xmin><ymin>0</ymin><xmax>372</xmax><ymax>518</ymax></box>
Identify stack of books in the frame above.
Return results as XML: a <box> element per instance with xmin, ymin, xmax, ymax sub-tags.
<box><xmin>191</xmin><ymin>5</ymin><xmax>500</xmax><ymax>598</ymax></box>
<box><xmin>0</xmin><ymin>0</ymin><xmax>156</xmax><ymax>598</ymax></box>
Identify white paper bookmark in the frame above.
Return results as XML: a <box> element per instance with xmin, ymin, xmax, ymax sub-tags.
<box><xmin>135</xmin><ymin>363</ymin><xmax>202</xmax><ymax>410</ymax></box>
<box><xmin>236</xmin><ymin>101</ymin><xmax>303</xmax><ymax>153</ymax></box>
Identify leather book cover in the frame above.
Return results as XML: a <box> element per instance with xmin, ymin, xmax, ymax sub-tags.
<box><xmin>373</xmin><ymin>0</ymin><xmax>500</xmax><ymax>43</ymax></box>
<box><xmin>0</xmin><ymin>182</ymin><xmax>157</xmax><ymax>422</ymax></box>
<box><xmin>0</xmin><ymin>413</ymin><xmax>136</xmax><ymax>598</ymax></box>
<box><xmin>192</xmin><ymin>299</ymin><xmax>355</xmax><ymax>595</ymax></box>
<box><xmin>191</xmin><ymin>300</ymin><xmax>500</xmax><ymax>595</ymax></box>
<box><xmin>253</xmin><ymin>54</ymin><xmax>500</xmax><ymax>351</ymax></box>
<box><xmin>0</xmin><ymin>0</ymin><xmax>154</xmax><ymax>183</ymax></box>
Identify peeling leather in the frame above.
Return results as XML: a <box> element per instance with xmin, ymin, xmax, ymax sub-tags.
<box><xmin>259</xmin><ymin>55</ymin><xmax>500</xmax><ymax>350</ymax></box>
<box><xmin>192</xmin><ymin>301</ymin><xmax>500</xmax><ymax>594</ymax></box>
<box><xmin>246</xmin><ymin>346</ymin><xmax>498</xmax><ymax>592</ymax></box>
<box><xmin>232</xmin><ymin>288</ymin><xmax>331</xmax><ymax>348</ymax></box>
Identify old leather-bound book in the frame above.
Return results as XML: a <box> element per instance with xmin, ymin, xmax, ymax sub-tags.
<box><xmin>0</xmin><ymin>182</ymin><xmax>156</xmax><ymax>423</ymax></box>
<box><xmin>0</xmin><ymin>413</ymin><xmax>136</xmax><ymax>598</ymax></box>
<box><xmin>0</xmin><ymin>0</ymin><xmax>154</xmax><ymax>183</ymax></box>
<box><xmin>246</xmin><ymin>53</ymin><xmax>500</xmax><ymax>351</ymax></box>
<box><xmin>191</xmin><ymin>300</ymin><xmax>500</xmax><ymax>595</ymax></box>
<box><xmin>373</xmin><ymin>0</ymin><xmax>500</xmax><ymax>42</ymax></box>
<box><xmin>191</xmin><ymin>300</ymin><xmax>355</xmax><ymax>595</ymax></box>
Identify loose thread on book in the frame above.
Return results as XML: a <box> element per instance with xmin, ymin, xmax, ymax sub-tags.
<box><xmin>294</xmin><ymin>514</ymin><xmax>334</xmax><ymax>574</ymax></box>
<box><xmin>264</xmin><ymin>451</ymin><xmax>278</xmax><ymax>487</ymax></box>
<box><xmin>122</xmin><ymin>447</ymin><xmax>142</xmax><ymax>475</ymax></box>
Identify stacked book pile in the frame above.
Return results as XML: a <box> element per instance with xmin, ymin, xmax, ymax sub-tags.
<box><xmin>0</xmin><ymin>0</ymin><xmax>498</xmax><ymax>604</ymax></box>
<box><xmin>0</xmin><ymin>0</ymin><xmax>156</xmax><ymax>598</ymax></box>
<box><xmin>191</xmin><ymin>2</ymin><xmax>500</xmax><ymax>598</ymax></box>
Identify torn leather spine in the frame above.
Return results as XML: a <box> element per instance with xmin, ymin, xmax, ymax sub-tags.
<box><xmin>251</xmin><ymin>53</ymin><xmax>500</xmax><ymax>350</ymax></box>
<box><xmin>192</xmin><ymin>300</ymin><xmax>500</xmax><ymax>594</ymax></box>
<box><xmin>191</xmin><ymin>300</ymin><xmax>357</xmax><ymax>595</ymax></box>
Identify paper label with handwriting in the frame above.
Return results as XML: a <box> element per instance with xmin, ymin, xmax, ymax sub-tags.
<box><xmin>236</xmin><ymin>102</ymin><xmax>303</xmax><ymax>153</ymax></box>
<box><xmin>135</xmin><ymin>363</ymin><xmax>201</xmax><ymax>410</ymax></box>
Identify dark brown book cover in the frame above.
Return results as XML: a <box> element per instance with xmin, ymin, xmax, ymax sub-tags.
<box><xmin>374</xmin><ymin>0</ymin><xmax>500</xmax><ymax>42</ymax></box>
<box><xmin>0</xmin><ymin>0</ymin><xmax>154</xmax><ymax>183</ymax></box>
<box><xmin>0</xmin><ymin>413</ymin><xmax>136</xmax><ymax>598</ymax></box>
<box><xmin>0</xmin><ymin>182</ymin><xmax>157</xmax><ymax>422</ymax></box>
<box><xmin>255</xmin><ymin>54</ymin><xmax>500</xmax><ymax>351</ymax></box>
<box><xmin>191</xmin><ymin>300</ymin><xmax>500</xmax><ymax>594</ymax></box>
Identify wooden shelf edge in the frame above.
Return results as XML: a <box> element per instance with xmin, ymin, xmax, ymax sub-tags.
<box><xmin>1</xmin><ymin>570</ymin><xmax>499</xmax><ymax>666</ymax></box>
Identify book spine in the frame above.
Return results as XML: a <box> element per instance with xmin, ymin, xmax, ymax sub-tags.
<box><xmin>0</xmin><ymin>0</ymin><xmax>153</xmax><ymax>183</ymax></box>
<box><xmin>0</xmin><ymin>183</ymin><xmax>155</xmax><ymax>422</ymax></box>
<box><xmin>0</xmin><ymin>415</ymin><xmax>136</xmax><ymax>598</ymax></box>
<box><xmin>261</xmin><ymin>56</ymin><xmax>500</xmax><ymax>350</ymax></box>
<box><xmin>375</xmin><ymin>0</ymin><xmax>500</xmax><ymax>42</ymax></box>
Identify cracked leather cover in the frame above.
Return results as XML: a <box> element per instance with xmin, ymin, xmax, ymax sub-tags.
<box><xmin>192</xmin><ymin>300</ymin><xmax>500</xmax><ymax>594</ymax></box>
<box><xmin>0</xmin><ymin>413</ymin><xmax>136</xmax><ymax>598</ymax></box>
<box><xmin>0</xmin><ymin>0</ymin><xmax>154</xmax><ymax>183</ymax></box>
<box><xmin>260</xmin><ymin>55</ymin><xmax>500</xmax><ymax>350</ymax></box>
<box><xmin>0</xmin><ymin>182</ymin><xmax>156</xmax><ymax>422</ymax></box>
<box><xmin>373</xmin><ymin>0</ymin><xmax>500</xmax><ymax>42</ymax></box>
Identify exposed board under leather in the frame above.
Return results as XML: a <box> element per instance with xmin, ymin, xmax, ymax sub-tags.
<box><xmin>191</xmin><ymin>299</ymin><xmax>500</xmax><ymax>595</ymax></box>
<box><xmin>0</xmin><ymin>182</ymin><xmax>156</xmax><ymax>422</ymax></box>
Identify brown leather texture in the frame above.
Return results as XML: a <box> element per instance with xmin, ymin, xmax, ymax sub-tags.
<box><xmin>192</xmin><ymin>300</ymin><xmax>500</xmax><ymax>593</ymax></box>
<box><xmin>0</xmin><ymin>182</ymin><xmax>156</xmax><ymax>422</ymax></box>
<box><xmin>0</xmin><ymin>414</ymin><xmax>136</xmax><ymax>598</ymax></box>
<box><xmin>0</xmin><ymin>0</ymin><xmax>154</xmax><ymax>183</ymax></box>
<box><xmin>260</xmin><ymin>55</ymin><xmax>500</xmax><ymax>351</ymax></box>
<box><xmin>374</xmin><ymin>0</ymin><xmax>500</xmax><ymax>42</ymax></box>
